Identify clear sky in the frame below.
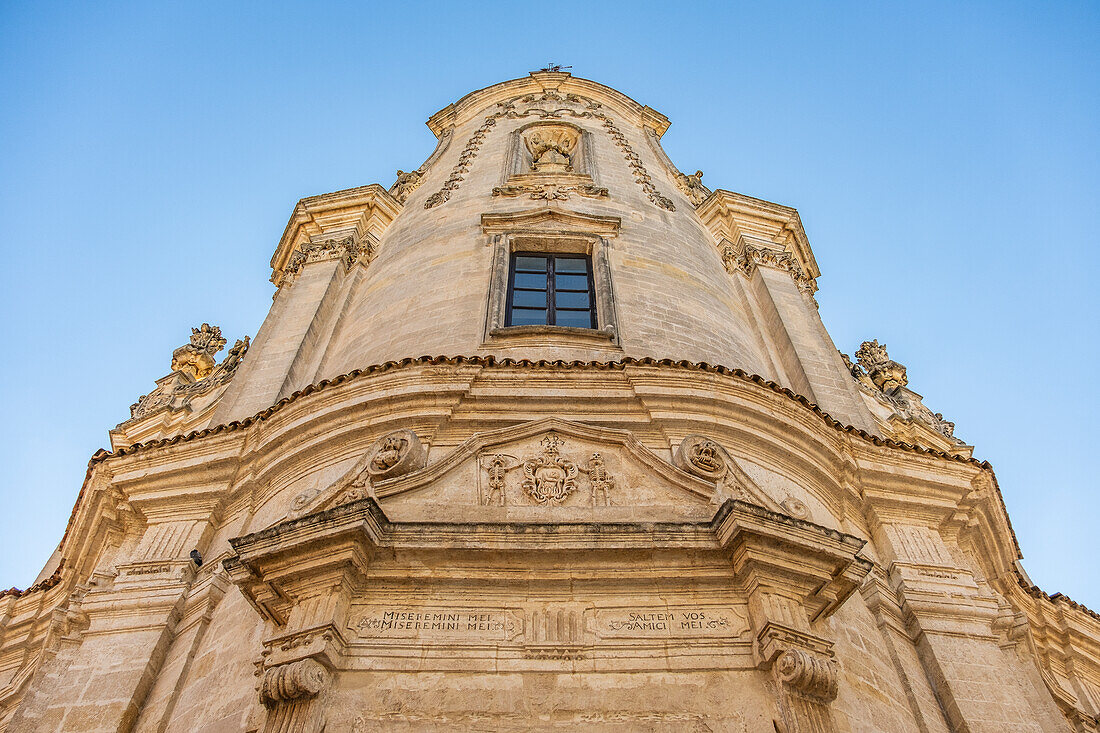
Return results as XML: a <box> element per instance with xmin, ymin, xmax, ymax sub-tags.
<box><xmin>1</xmin><ymin>2</ymin><xmax>1097</xmax><ymax>608</ymax></box>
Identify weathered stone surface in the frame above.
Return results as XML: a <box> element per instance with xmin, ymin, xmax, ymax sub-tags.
<box><xmin>1</xmin><ymin>71</ymin><xmax>1097</xmax><ymax>733</ymax></box>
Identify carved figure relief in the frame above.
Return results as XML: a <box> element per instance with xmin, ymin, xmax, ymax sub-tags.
<box><xmin>523</xmin><ymin>123</ymin><xmax>579</xmax><ymax>173</ymax></box>
<box><xmin>844</xmin><ymin>342</ymin><xmax>959</xmax><ymax>442</ymax></box>
<box><xmin>676</xmin><ymin>169</ymin><xmax>710</xmax><ymax>206</ymax></box>
<box><xmin>675</xmin><ymin>436</ymin><xmax>729</xmax><ymax>482</ymax></box>
<box><xmin>171</xmin><ymin>323</ymin><xmax>227</xmax><ymax>380</ymax></box>
<box><xmin>854</xmin><ymin>339</ymin><xmax>908</xmax><ymax>393</ymax></box>
<box><xmin>389</xmin><ymin>169</ymin><xmax>423</xmax><ymax>203</ymax></box>
<box><xmin>478</xmin><ymin>433</ymin><xmax>618</xmax><ymax>507</ymax></box>
<box><xmin>127</xmin><ymin>329</ymin><xmax>249</xmax><ymax>423</ymax></box>
<box><xmin>366</xmin><ymin>429</ymin><xmax>426</xmax><ymax>481</ymax></box>
<box><xmin>585</xmin><ymin>452</ymin><xmax>614</xmax><ymax>506</ymax></box>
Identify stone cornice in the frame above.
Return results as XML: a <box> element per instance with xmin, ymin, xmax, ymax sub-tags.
<box><xmin>426</xmin><ymin>71</ymin><xmax>671</xmax><ymax>139</ymax></box>
<box><xmin>270</xmin><ymin>184</ymin><xmax>401</xmax><ymax>287</ymax></box>
<box><xmin>480</xmin><ymin>207</ymin><xmax>621</xmax><ymax>238</ymax></box>
<box><xmin>696</xmin><ymin>189</ymin><xmax>819</xmax><ymax>281</ymax></box>
<box><xmin>225</xmin><ymin>496</ymin><xmax>869</xmax><ymax>626</ymax></box>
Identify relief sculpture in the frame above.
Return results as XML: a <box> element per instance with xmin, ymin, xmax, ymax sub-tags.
<box><xmin>478</xmin><ymin>433</ymin><xmax>618</xmax><ymax>507</ymax></box>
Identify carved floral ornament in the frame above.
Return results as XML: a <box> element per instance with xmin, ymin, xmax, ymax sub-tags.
<box><xmin>425</xmin><ymin>89</ymin><xmax>675</xmax><ymax>211</ymax></box>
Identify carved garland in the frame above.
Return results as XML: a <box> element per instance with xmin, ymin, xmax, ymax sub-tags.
<box><xmin>492</xmin><ymin>183</ymin><xmax>609</xmax><ymax>201</ymax></box>
<box><xmin>425</xmin><ymin>90</ymin><xmax>675</xmax><ymax>211</ymax></box>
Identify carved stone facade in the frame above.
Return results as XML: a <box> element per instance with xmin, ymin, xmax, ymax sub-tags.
<box><xmin>1</xmin><ymin>72</ymin><xmax>1097</xmax><ymax>733</ymax></box>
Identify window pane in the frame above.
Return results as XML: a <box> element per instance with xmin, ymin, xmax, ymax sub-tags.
<box><xmin>555</xmin><ymin>273</ymin><xmax>589</xmax><ymax>291</ymax></box>
<box><xmin>554</xmin><ymin>257</ymin><xmax>588</xmax><ymax>273</ymax></box>
<box><xmin>515</xmin><ymin>255</ymin><xmax>547</xmax><ymax>272</ymax></box>
<box><xmin>513</xmin><ymin>272</ymin><xmax>547</xmax><ymax>290</ymax></box>
<box><xmin>511</xmin><ymin>289</ymin><xmax>547</xmax><ymax>308</ymax></box>
<box><xmin>510</xmin><ymin>308</ymin><xmax>548</xmax><ymax>326</ymax></box>
<box><xmin>555</xmin><ymin>290</ymin><xmax>590</xmax><ymax>309</ymax></box>
<box><xmin>555</xmin><ymin>309</ymin><xmax>594</xmax><ymax>328</ymax></box>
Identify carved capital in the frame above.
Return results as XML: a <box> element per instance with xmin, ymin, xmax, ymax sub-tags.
<box><xmin>283</xmin><ymin>235</ymin><xmax>368</xmax><ymax>284</ymax></box>
<box><xmin>775</xmin><ymin>648</ymin><xmax>840</xmax><ymax>702</ymax></box>
<box><xmin>259</xmin><ymin>658</ymin><xmax>329</xmax><ymax>707</ymax></box>
<box><xmin>724</xmin><ymin>240</ymin><xmax>817</xmax><ymax>295</ymax></box>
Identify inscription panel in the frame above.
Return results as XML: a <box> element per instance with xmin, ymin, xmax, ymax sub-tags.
<box><xmin>592</xmin><ymin>605</ymin><xmax>750</xmax><ymax>639</ymax></box>
<box><xmin>351</xmin><ymin>607</ymin><xmax>524</xmax><ymax>642</ymax></box>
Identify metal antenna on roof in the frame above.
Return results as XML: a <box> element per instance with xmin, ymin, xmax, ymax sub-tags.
<box><xmin>536</xmin><ymin>63</ymin><xmax>572</xmax><ymax>73</ymax></box>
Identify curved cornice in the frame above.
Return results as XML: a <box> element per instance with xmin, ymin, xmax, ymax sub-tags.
<box><xmin>426</xmin><ymin>72</ymin><xmax>671</xmax><ymax>139</ymax></box>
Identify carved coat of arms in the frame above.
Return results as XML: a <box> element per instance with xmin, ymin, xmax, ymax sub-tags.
<box><xmin>521</xmin><ymin>435</ymin><xmax>579</xmax><ymax>505</ymax></box>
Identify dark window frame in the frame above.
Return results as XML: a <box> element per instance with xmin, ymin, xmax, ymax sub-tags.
<box><xmin>505</xmin><ymin>252</ymin><xmax>597</xmax><ymax>329</ymax></box>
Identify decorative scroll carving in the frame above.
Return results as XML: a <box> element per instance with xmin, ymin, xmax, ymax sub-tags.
<box><xmin>722</xmin><ymin>239</ymin><xmax>817</xmax><ymax>295</ymax></box>
<box><xmin>171</xmin><ymin>323</ymin><xmax>227</xmax><ymax>380</ymax></box>
<box><xmin>259</xmin><ymin>659</ymin><xmax>329</xmax><ymax>733</ymax></box>
<box><xmin>675</xmin><ymin>169</ymin><xmax>710</xmax><ymax>206</ymax></box>
<box><xmin>366</xmin><ymin>429</ymin><xmax>426</xmax><ymax>482</ymax></box>
<box><xmin>776</xmin><ymin>648</ymin><xmax>840</xmax><ymax>702</ymax></box>
<box><xmin>259</xmin><ymin>659</ymin><xmax>329</xmax><ymax>706</ymax></box>
<box><xmin>425</xmin><ymin>89</ymin><xmax>675</xmax><ymax>211</ymax></box>
<box><xmin>426</xmin><ymin>114</ymin><xmax>501</xmax><ymax>208</ymax></box>
<box><xmin>492</xmin><ymin>183</ymin><xmax>609</xmax><ymax>201</ymax></box>
<box><xmin>127</xmin><ymin>332</ymin><xmax>249</xmax><ymax>422</ymax></box>
<box><xmin>283</xmin><ymin>235</ymin><xmax>370</xmax><ymax>283</ymax></box>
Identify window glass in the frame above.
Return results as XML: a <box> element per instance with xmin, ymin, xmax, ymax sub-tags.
<box><xmin>513</xmin><ymin>272</ymin><xmax>547</xmax><ymax>290</ymax></box>
<box><xmin>510</xmin><ymin>308</ymin><xmax>548</xmax><ymax>326</ymax></box>
<box><xmin>554</xmin><ymin>257</ymin><xmax>587</xmax><ymax>273</ymax></box>
<box><xmin>554</xmin><ymin>273</ymin><xmax>589</xmax><ymax>291</ymax></box>
<box><xmin>506</xmin><ymin>252</ymin><xmax>596</xmax><ymax>329</ymax></box>
<box><xmin>512</xmin><ymin>289</ymin><xmax>548</xmax><ymax>308</ymax></box>
<box><xmin>555</xmin><ymin>310</ymin><xmax>593</xmax><ymax>328</ymax></box>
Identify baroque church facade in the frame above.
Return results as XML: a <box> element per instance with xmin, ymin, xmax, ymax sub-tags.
<box><xmin>1</xmin><ymin>72</ymin><xmax>1097</xmax><ymax>732</ymax></box>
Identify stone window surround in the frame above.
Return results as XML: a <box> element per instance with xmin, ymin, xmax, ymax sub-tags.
<box><xmin>484</xmin><ymin>232</ymin><xmax>620</xmax><ymax>346</ymax></box>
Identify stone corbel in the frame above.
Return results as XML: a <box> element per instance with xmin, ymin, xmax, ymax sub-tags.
<box><xmin>225</xmin><ymin>500</ymin><xmax>386</xmax><ymax>733</ymax></box>
<box><xmin>714</xmin><ymin>500</ymin><xmax>870</xmax><ymax>733</ymax></box>
<box><xmin>257</xmin><ymin>658</ymin><xmax>330</xmax><ymax>733</ymax></box>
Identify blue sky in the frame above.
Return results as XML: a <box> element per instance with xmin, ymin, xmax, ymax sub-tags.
<box><xmin>1</xmin><ymin>2</ymin><xmax>1097</xmax><ymax>608</ymax></box>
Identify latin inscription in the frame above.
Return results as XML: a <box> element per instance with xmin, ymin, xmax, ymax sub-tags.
<box><xmin>352</xmin><ymin>607</ymin><xmax>523</xmax><ymax>641</ymax></box>
<box><xmin>594</xmin><ymin>606</ymin><xmax>749</xmax><ymax>639</ymax></box>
